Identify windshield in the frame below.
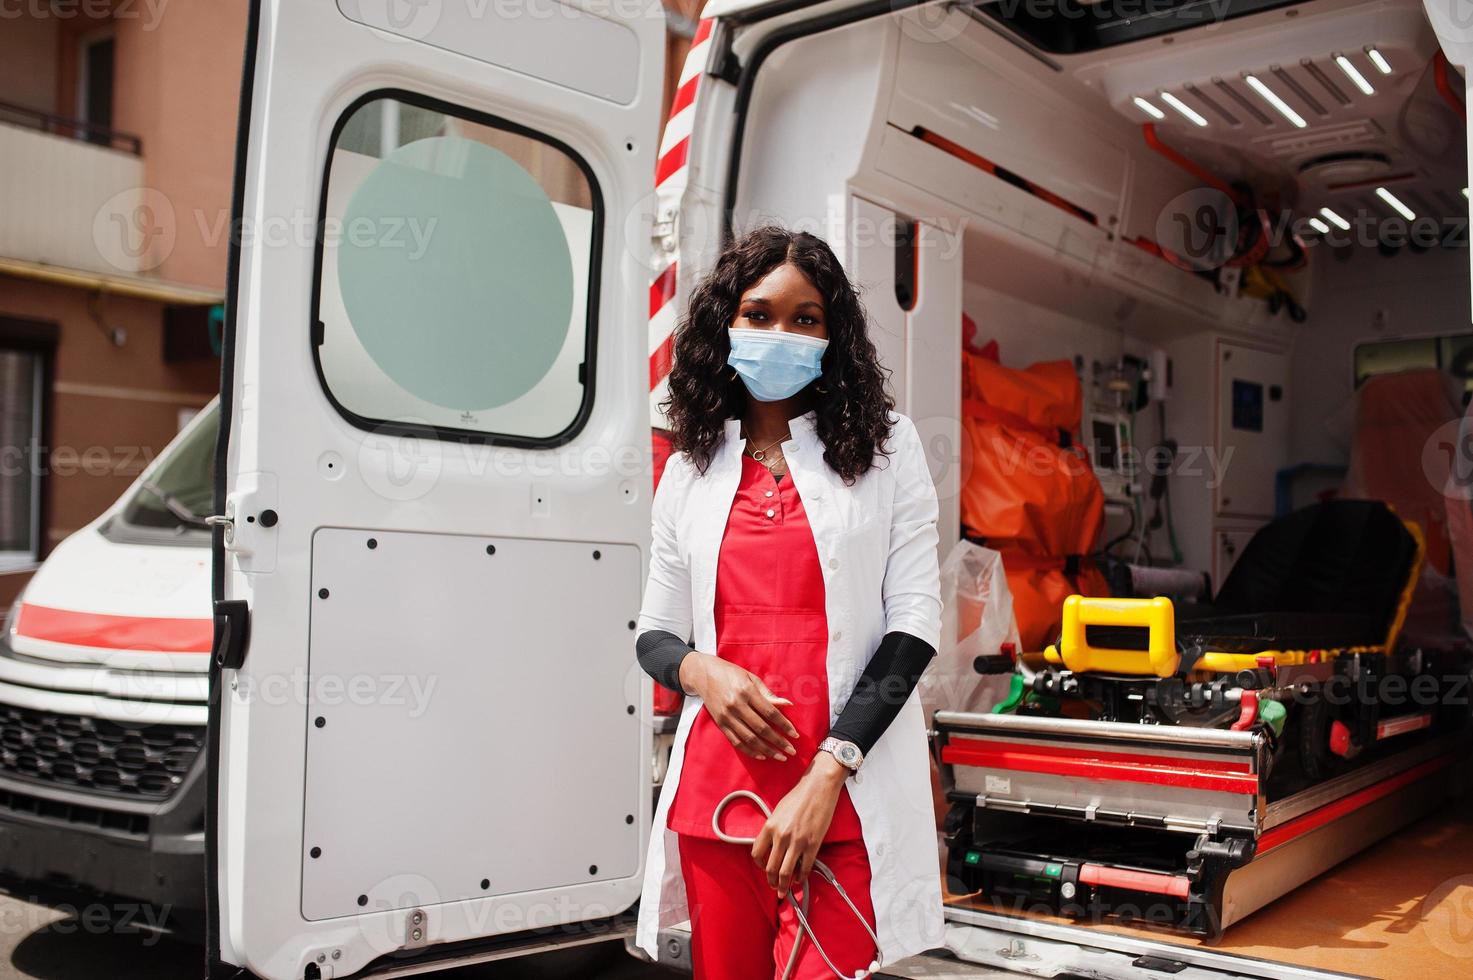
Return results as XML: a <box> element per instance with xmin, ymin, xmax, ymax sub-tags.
<box><xmin>116</xmin><ymin>403</ymin><xmax>219</xmax><ymax>534</ymax></box>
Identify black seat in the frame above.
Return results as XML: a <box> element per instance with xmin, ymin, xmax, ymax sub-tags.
<box><xmin>1090</xmin><ymin>501</ymin><xmax>1419</xmax><ymax>656</ymax></box>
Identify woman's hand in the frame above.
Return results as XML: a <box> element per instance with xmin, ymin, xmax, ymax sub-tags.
<box><xmin>679</xmin><ymin>655</ymin><xmax>799</xmax><ymax>761</ymax></box>
<box><xmin>752</xmin><ymin>752</ymin><xmax>849</xmax><ymax>898</ymax></box>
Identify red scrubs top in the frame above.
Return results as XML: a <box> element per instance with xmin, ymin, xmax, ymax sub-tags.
<box><xmin>667</xmin><ymin>453</ymin><xmax>864</xmax><ymax>842</ymax></box>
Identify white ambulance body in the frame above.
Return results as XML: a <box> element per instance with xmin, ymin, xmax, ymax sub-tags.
<box><xmin>0</xmin><ymin>401</ymin><xmax>217</xmax><ymax>925</ymax></box>
<box><xmin>121</xmin><ymin>0</ymin><xmax>1473</xmax><ymax>977</ymax></box>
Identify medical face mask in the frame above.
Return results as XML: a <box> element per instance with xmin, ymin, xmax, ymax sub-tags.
<box><xmin>726</xmin><ymin>328</ymin><xmax>830</xmax><ymax>402</ymax></box>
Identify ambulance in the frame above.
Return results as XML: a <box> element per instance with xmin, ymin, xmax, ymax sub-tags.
<box><xmin>0</xmin><ymin>401</ymin><xmax>217</xmax><ymax>929</ymax></box>
<box><xmin>4</xmin><ymin>0</ymin><xmax>1473</xmax><ymax>976</ymax></box>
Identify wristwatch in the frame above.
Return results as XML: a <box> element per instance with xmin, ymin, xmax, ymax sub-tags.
<box><xmin>818</xmin><ymin>737</ymin><xmax>864</xmax><ymax>772</ymax></box>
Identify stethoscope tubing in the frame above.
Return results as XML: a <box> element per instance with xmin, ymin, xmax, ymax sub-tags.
<box><xmin>710</xmin><ymin>789</ymin><xmax>883</xmax><ymax>980</ymax></box>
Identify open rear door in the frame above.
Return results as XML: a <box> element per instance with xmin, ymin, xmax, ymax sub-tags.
<box><xmin>208</xmin><ymin>3</ymin><xmax>664</xmax><ymax>976</ymax></box>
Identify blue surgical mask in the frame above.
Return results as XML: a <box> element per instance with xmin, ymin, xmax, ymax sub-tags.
<box><xmin>726</xmin><ymin>328</ymin><xmax>830</xmax><ymax>402</ymax></box>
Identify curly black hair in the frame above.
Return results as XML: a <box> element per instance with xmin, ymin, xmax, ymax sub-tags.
<box><xmin>660</xmin><ymin>226</ymin><xmax>896</xmax><ymax>483</ymax></box>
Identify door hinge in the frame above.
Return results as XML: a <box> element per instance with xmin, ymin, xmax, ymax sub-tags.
<box><xmin>213</xmin><ymin>599</ymin><xmax>251</xmax><ymax>670</ymax></box>
<box><xmin>652</xmin><ymin>204</ymin><xmax>678</xmax><ymax>255</ymax></box>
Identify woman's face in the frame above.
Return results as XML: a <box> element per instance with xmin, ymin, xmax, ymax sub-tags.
<box><xmin>731</xmin><ymin>262</ymin><xmax>829</xmax><ymax>341</ymax></box>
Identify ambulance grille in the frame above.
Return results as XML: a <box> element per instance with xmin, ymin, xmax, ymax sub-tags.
<box><xmin>0</xmin><ymin>705</ymin><xmax>203</xmax><ymax>800</ymax></box>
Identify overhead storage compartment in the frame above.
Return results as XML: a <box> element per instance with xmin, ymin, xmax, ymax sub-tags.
<box><xmin>879</xmin><ymin>19</ymin><xmax>1311</xmax><ymax>336</ymax></box>
<box><xmin>884</xmin><ymin>27</ymin><xmax>1124</xmax><ymax>271</ymax></box>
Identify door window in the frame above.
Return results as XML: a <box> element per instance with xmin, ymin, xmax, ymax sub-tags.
<box><xmin>0</xmin><ymin>345</ymin><xmax>43</xmax><ymax>571</ymax></box>
<box><xmin>315</xmin><ymin>93</ymin><xmax>600</xmax><ymax>444</ymax></box>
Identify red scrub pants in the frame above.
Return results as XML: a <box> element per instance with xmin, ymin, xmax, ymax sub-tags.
<box><xmin>677</xmin><ymin>833</ymin><xmax>879</xmax><ymax>980</ymax></box>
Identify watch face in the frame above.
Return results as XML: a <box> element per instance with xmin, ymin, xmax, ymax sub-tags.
<box><xmin>838</xmin><ymin>744</ymin><xmax>860</xmax><ymax>766</ymax></box>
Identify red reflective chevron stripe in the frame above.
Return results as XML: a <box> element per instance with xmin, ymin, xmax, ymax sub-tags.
<box><xmin>14</xmin><ymin>602</ymin><xmax>212</xmax><ymax>653</ymax></box>
<box><xmin>669</xmin><ymin>73</ymin><xmax>700</xmax><ymax>119</ymax></box>
<box><xmin>650</xmin><ymin>333</ymin><xmax>675</xmax><ymax>390</ymax></box>
<box><xmin>655</xmin><ymin>136</ymin><xmax>689</xmax><ymax>187</ymax></box>
<box><xmin>650</xmin><ymin>262</ymin><xmax>678</xmax><ymax>318</ymax></box>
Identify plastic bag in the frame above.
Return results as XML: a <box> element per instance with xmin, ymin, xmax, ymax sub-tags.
<box><xmin>918</xmin><ymin>540</ymin><xmax>1022</xmax><ymax>722</ymax></box>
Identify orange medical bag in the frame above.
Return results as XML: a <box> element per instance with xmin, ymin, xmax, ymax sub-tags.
<box><xmin>959</xmin><ymin>351</ymin><xmax>1110</xmax><ymax>651</ymax></box>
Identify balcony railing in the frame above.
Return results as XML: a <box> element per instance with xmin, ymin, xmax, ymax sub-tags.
<box><xmin>0</xmin><ymin>99</ymin><xmax>141</xmax><ymax>156</ymax></box>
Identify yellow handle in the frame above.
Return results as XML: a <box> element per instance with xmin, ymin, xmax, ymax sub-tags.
<box><xmin>1048</xmin><ymin>595</ymin><xmax>1179</xmax><ymax>678</ymax></box>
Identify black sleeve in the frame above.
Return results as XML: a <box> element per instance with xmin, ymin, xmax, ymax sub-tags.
<box><xmin>636</xmin><ymin>628</ymin><xmax>694</xmax><ymax>694</ymax></box>
<box><xmin>827</xmin><ymin>631</ymin><xmax>937</xmax><ymax>755</ymax></box>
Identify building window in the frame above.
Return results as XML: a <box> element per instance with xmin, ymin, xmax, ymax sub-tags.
<box><xmin>0</xmin><ymin>346</ymin><xmax>44</xmax><ymax>571</ymax></box>
<box><xmin>314</xmin><ymin>91</ymin><xmax>602</xmax><ymax>446</ymax></box>
<box><xmin>78</xmin><ymin>33</ymin><xmax>115</xmax><ymax>146</ymax></box>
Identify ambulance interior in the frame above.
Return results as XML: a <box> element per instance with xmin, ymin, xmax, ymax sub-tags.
<box><xmin>711</xmin><ymin>0</ymin><xmax>1472</xmax><ymax>973</ymax></box>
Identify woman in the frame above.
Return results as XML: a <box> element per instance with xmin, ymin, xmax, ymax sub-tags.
<box><xmin>632</xmin><ymin>227</ymin><xmax>945</xmax><ymax>978</ymax></box>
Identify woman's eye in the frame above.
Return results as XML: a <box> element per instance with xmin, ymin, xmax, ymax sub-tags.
<box><xmin>797</xmin><ymin>315</ymin><xmax>819</xmax><ymax>326</ymax></box>
<box><xmin>742</xmin><ymin>310</ymin><xmax>767</xmax><ymax>321</ymax></box>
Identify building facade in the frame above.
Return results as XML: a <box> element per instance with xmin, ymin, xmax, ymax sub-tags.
<box><xmin>0</xmin><ymin>0</ymin><xmax>248</xmax><ymax>609</ymax></box>
<box><xmin>0</xmin><ymin>0</ymin><xmax>699</xmax><ymax>613</ymax></box>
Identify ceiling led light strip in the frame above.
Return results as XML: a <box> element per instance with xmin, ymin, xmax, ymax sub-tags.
<box><xmin>1244</xmin><ymin>74</ymin><xmax>1307</xmax><ymax>128</ymax></box>
<box><xmin>1375</xmin><ymin>186</ymin><xmax>1416</xmax><ymax>221</ymax></box>
<box><xmin>1133</xmin><ymin>97</ymin><xmax>1166</xmax><ymax>120</ymax></box>
<box><xmin>1335</xmin><ymin>53</ymin><xmax>1376</xmax><ymax>95</ymax></box>
<box><xmin>1159</xmin><ymin>91</ymin><xmax>1209</xmax><ymax>127</ymax></box>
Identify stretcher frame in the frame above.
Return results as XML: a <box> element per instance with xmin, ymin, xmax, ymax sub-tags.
<box><xmin>934</xmin><ymin>517</ymin><xmax>1470</xmax><ymax>940</ymax></box>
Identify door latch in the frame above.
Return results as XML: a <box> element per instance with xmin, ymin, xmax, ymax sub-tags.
<box><xmin>212</xmin><ymin>599</ymin><xmax>251</xmax><ymax>670</ymax></box>
<box><xmin>205</xmin><ymin>510</ymin><xmax>233</xmax><ymax>544</ymax></box>
<box><xmin>218</xmin><ymin>472</ymin><xmax>279</xmax><ymax>572</ymax></box>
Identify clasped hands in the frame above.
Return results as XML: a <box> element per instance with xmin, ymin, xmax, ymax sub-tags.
<box><xmin>678</xmin><ymin>654</ymin><xmax>851</xmax><ymax>899</ymax></box>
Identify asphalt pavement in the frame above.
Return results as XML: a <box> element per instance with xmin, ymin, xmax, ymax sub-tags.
<box><xmin>0</xmin><ymin>890</ymin><xmax>674</xmax><ymax>980</ymax></box>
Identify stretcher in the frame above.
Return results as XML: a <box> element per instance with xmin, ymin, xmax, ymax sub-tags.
<box><xmin>934</xmin><ymin>500</ymin><xmax>1473</xmax><ymax>939</ymax></box>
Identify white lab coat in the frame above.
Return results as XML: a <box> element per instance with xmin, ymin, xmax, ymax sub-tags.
<box><xmin>634</xmin><ymin>408</ymin><xmax>946</xmax><ymax>967</ymax></box>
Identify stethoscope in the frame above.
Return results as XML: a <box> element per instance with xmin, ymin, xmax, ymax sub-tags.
<box><xmin>711</xmin><ymin>790</ymin><xmax>884</xmax><ymax>980</ymax></box>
